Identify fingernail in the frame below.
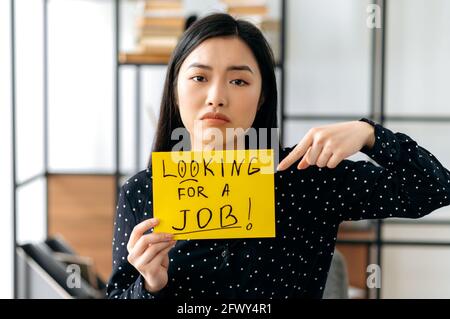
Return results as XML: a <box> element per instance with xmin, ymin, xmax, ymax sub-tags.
<box><xmin>276</xmin><ymin>163</ymin><xmax>283</xmax><ymax>171</ymax></box>
<box><xmin>298</xmin><ymin>162</ymin><xmax>309</xmax><ymax>170</ymax></box>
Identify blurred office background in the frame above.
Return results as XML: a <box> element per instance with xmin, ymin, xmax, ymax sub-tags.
<box><xmin>1</xmin><ymin>0</ymin><xmax>450</xmax><ymax>298</ymax></box>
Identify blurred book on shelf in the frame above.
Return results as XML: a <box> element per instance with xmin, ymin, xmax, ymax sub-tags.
<box><xmin>119</xmin><ymin>0</ymin><xmax>281</xmax><ymax>65</ymax></box>
<box><xmin>119</xmin><ymin>52</ymin><xmax>172</xmax><ymax>64</ymax></box>
<box><xmin>144</xmin><ymin>0</ymin><xmax>184</xmax><ymax>12</ymax></box>
<box><xmin>120</xmin><ymin>0</ymin><xmax>186</xmax><ymax>64</ymax></box>
<box><xmin>221</xmin><ymin>0</ymin><xmax>281</xmax><ymax>64</ymax></box>
<box><xmin>223</xmin><ymin>0</ymin><xmax>269</xmax><ymax>16</ymax></box>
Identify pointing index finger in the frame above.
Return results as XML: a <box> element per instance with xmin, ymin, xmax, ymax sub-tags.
<box><xmin>277</xmin><ymin>132</ymin><xmax>313</xmax><ymax>171</ymax></box>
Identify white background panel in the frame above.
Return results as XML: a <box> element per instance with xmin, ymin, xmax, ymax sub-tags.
<box><xmin>386</xmin><ymin>0</ymin><xmax>450</xmax><ymax>116</ymax></box>
<box><xmin>285</xmin><ymin>0</ymin><xmax>371</xmax><ymax>116</ymax></box>
<box><xmin>48</xmin><ymin>0</ymin><xmax>114</xmax><ymax>172</ymax></box>
<box><xmin>382</xmin><ymin>246</ymin><xmax>450</xmax><ymax>298</ymax></box>
<box><xmin>15</xmin><ymin>0</ymin><xmax>44</xmax><ymax>182</ymax></box>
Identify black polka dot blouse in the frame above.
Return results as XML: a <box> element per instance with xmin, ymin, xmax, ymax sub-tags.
<box><xmin>106</xmin><ymin>118</ymin><xmax>450</xmax><ymax>299</ymax></box>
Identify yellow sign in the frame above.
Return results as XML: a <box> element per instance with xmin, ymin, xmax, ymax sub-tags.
<box><xmin>151</xmin><ymin>149</ymin><xmax>275</xmax><ymax>240</ymax></box>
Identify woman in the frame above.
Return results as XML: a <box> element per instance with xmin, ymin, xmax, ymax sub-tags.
<box><xmin>106</xmin><ymin>13</ymin><xmax>450</xmax><ymax>299</ymax></box>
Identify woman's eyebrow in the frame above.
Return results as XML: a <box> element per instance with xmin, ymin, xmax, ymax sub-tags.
<box><xmin>188</xmin><ymin>63</ymin><xmax>253</xmax><ymax>74</ymax></box>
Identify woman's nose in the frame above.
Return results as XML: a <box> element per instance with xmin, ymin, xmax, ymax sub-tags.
<box><xmin>206</xmin><ymin>82</ymin><xmax>227</xmax><ymax>107</ymax></box>
<box><xmin>208</xmin><ymin>101</ymin><xmax>224</xmax><ymax>107</ymax></box>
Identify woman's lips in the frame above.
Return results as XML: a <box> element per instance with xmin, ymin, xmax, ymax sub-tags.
<box><xmin>202</xmin><ymin>118</ymin><xmax>229</xmax><ymax>125</ymax></box>
<box><xmin>200</xmin><ymin>111</ymin><xmax>231</xmax><ymax>123</ymax></box>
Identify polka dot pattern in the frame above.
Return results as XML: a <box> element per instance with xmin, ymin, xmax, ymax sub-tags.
<box><xmin>106</xmin><ymin>121</ymin><xmax>450</xmax><ymax>299</ymax></box>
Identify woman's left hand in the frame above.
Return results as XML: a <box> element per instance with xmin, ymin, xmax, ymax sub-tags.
<box><xmin>277</xmin><ymin>120</ymin><xmax>376</xmax><ymax>171</ymax></box>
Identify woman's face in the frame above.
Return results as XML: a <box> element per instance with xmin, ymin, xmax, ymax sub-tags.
<box><xmin>176</xmin><ymin>36</ymin><xmax>262</xmax><ymax>150</ymax></box>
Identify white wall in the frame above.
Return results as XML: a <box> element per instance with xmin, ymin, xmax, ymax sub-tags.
<box><xmin>14</xmin><ymin>0</ymin><xmax>47</xmax><ymax>246</ymax></box>
<box><xmin>284</xmin><ymin>0</ymin><xmax>373</xmax><ymax>162</ymax></box>
<box><xmin>386</xmin><ymin>0</ymin><xmax>450</xmax><ymax>116</ymax></box>
<box><xmin>383</xmin><ymin>0</ymin><xmax>450</xmax><ymax>298</ymax></box>
<box><xmin>285</xmin><ymin>0</ymin><xmax>372</xmax><ymax>117</ymax></box>
<box><xmin>48</xmin><ymin>0</ymin><xmax>114</xmax><ymax>173</ymax></box>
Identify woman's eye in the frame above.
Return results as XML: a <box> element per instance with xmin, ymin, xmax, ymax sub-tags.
<box><xmin>192</xmin><ymin>76</ymin><xmax>206</xmax><ymax>82</ymax></box>
<box><xmin>231</xmin><ymin>79</ymin><xmax>248</xmax><ymax>86</ymax></box>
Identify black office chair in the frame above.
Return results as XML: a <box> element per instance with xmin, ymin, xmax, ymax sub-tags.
<box><xmin>45</xmin><ymin>235</ymin><xmax>106</xmax><ymax>292</ymax></box>
<box><xmin>18</xmin><ymin>236</ymin><xmax>104</xmax><ymax>299</ymax></box>
<box><xmin>323</xmin><ymin>249</ymin><xmax>349</xmax><ymax>299</ymax></box>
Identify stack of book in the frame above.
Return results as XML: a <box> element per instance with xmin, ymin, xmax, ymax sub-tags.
<box><xmin>221</xmin><ymin>0</ymin><xmax>280</xmax><ymax>64</ymax></box>
<box><xmin>120</xmin><ymin>0</ymin><xmax>185</xmax><ymax>64</ymax></box>
<box><xmin>222</xmin><ymin>0</ymin><xmax>269</xmax><ymax>18</ymax></box>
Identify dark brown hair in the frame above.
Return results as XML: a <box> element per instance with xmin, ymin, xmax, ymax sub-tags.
<box><xmin>149</xmin><ymin>13</ymin><xmax>280</xmax><ymax>166</ymax></box>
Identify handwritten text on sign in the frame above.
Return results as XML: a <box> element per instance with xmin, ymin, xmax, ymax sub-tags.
<box><xmin>151</xmin><ymin>149</ymin><xmax>275</xmax><ymax>240</ymax></box>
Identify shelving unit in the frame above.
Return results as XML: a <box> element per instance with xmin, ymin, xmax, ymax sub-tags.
<box><xmin>113</xmin><ymin>0</ymin><xmax>288</xmax><ymax>194</ymax></box>
<box><xmin>10</xmin><ymin>0</ymin><xmax>450</xmax><ymax>299</ymax></box>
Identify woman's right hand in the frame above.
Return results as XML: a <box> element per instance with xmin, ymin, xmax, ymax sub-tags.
<box><xmin>126</xmin><ymin>218</ymin><xmax>177</xmax><ymax>293</ymax></box>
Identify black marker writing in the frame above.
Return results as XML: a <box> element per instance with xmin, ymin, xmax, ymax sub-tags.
<box><xmin>197</xmin><ymin>208</ymin><xmax>212</xmax><ymax>229</ymax></box>
<box><xmin>221</xmin><ymin>183</ymin><xmax>230</xmax><ymax>197</ymax></box>
<box><xmin>161</xmin><ymin>156</ymin><xmax>262</xmax><ymax>179</ymax></box>
<box><xmin>172</xmin><ymin>209</ymin><xmax>188</xmax><ymax>231</ymax></box>
<box><xmin>220</xmin><ymin>205</ymin><xmax>238</xmax><ymax>228</ymax></box>
<box><xmin>171</xmin><ymin>205</ymin><xmax>239</xmax><ymax>232</ymax></box>
<box><xmin>246</xmin><ymin>197</ymin><xmax>253</xmax><ymax>230</ymax></box>
<box><xmin>178</xmin><ymin>186</ymin><xmax>208</xmax><ymax>200</ymax></box>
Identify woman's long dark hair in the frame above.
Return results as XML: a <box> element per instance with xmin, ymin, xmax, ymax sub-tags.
<box><xmin>149</xmin><ymin>13</ymin><xmax>280</xmax><ymax>166</ymax></box>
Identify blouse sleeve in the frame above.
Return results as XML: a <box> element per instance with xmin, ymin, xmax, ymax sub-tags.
<box><xmin>105</xmin><ymin>185</ymin><xmax>155</xmax><ymax>299</ymax></box>
<box><xmin>323</xmin><ymin>119</ymin><xmax>450</xmax><ymax>222</ymax></box>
